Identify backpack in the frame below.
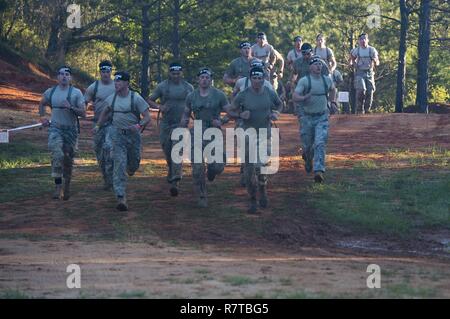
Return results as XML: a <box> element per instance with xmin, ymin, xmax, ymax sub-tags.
<box><xmin>356</xmin><ymin>46</ymin><xmax>375</xmax><ymax>70</ymax></box>
<box><xmin>303</xmin><ymin>75</ymin><xmax>337</xmax><ymax>114</ymax></box>
<box><xmin>111</xmin><ymin>90</ymin><xmax>141</xmax><ymax>122</ymax></box>
<box><xmin>48</xmin><ymin>85</ymin><xmax>80</xmax><ymax>133</ymax></box>
<box><xmin>314</xmin><ymin>47</ymin><xmax>332</xmax><ymax>62</ymax></box>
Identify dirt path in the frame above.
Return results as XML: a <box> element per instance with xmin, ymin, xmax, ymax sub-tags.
<box><xmin>1</xmin><ymin>96</ymin><xmax>449</xmax><ymax>297</ymax></box>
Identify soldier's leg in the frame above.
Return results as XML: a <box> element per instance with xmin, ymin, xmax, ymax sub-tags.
<box><xmin>160</xmin><ymin>124</ymin><xmax>173</xmax><ymax>182</ymax></box>
<box><xmin>244</xmin><ymin>162</ymin><xmax>258</xmax><ymax>213</ymax></box>
<box><xmin>111</xmin><ymin>128</ymin><xmax>128</xmax><ymax>199</ymax></box>
<box><xmin>102</xmin><ymin>125</ymin><xmax>114</xmax><ymax>189</ymax></box>
<box><xmin>364</xmin><ymin>73</ymin><xmax>376</xmax><ymax>113</ymax></box>
<box><xmin>48</xmin><ymin>127</ymin><xmax>64</xmax><ymax>199</ymax></box>
<box><xmin>256</xmin><ymin>164</ymin><xmax>269</xmax><ymax>208</ymax></box>
<box><xmin>354</xmin><ymin>73</ymin><xmax>366</xmax><ymax>114</ymax></box>
<box><xmin>313</xmin><ymin>114</ymin><xmax>329</xmax><ymax>182</ymax></box>
<box><xmin>167</xmin><ymin>127</ymin><xmax>183</xmax><ymax>183</ymax></box>
<box><xmin>193</xmin><ymin>161</ymin><xmax>207</xmax><ymax>207</ymax></box>
<box><xmin>126</xmin><ymin>132</ymin><xmax>142</xmax><ymax>176</ymax></box>
<box><xmin>299</xmin><ymin>117</ymin><xmax>314</xmax><ymax>173</ymax></box>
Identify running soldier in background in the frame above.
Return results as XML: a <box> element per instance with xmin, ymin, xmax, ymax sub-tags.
<box><xmin>223</xmin><ymin>41</ymin><xmax>253</xmax><ymax>87</ymax></box>
<box><xmin>39</xmin><ymin>66</ymin><xmax>86</xmax><ymax>200</ymax></box>
<box><xmin>349</xmin><ymin>33</ymin><xmax>380</xmax><ymax>114</ymax></box>
<box><xmin>179</xmin><ymin>68</ymin><xmax>234</xmax><ymax>208</ymax></box>
<box><xmin>286</xmin><ymin>36</ymin><xmax>303</xmax><ymax>70</ymax></box>
<box><xmin>96</xmin><ymin>71</ymin><xmax>151</xmax><ymax>211</ymax></box>
<box><xmin>314</xmin><ymin>34</ymin><xmax>337</xmax><ymax>73</ymax></box>
<box><xmin>231</xmin><ymin>66</ymin><xmax>282</xmax><ymax>214</ymax></box>
<box><xmin>148</xmin><ymin>62</ymin><xmax>194</xmax><ymax>197</ymax></box>
<box><xmin>85</xmin><ymin>60</ymin><xmax>116</xmax><ymax>190</ymax></box>
<box><xmin>251</xmin><ymin>32</ymin><xmax>277</xmax><ymax>77</ymax></box>
<box><xmin>293</xmin><ymin>58</ymin><xmax>337</xmax><ymax>183</ymax></box>
<box><xmin>285</xmin><ymin>36</ymin><xmax>304</xmax><ymax>113</ymax></box>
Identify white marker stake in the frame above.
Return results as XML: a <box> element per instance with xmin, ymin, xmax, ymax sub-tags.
<box><xmin>338</xmin><ymin>92</ymin><xmax>349</xmax><ymax>103</ymax></box>
<box><xmin>0</xmin><ymin>131</ymin><xmax>9</xmax><ymax>143</ymax></box>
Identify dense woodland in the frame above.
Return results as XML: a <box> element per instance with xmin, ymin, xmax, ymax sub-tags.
<box><xmin>0</xmin><ymin>0</ymin><xmax>448</xmax><ymax>112</ymax></box>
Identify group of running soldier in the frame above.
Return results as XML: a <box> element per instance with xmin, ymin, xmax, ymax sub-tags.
<box><xmin>38</xmin><ymin>32</ymin><xmax>379</xmax><ymax>213</ymax></box>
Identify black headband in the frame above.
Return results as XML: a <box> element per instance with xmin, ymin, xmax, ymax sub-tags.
<box><xmin>100</xmin><ymin>66</ymin><xmax>112</xmax><ymax>71</ymax></box>
<box><xmin>169</xmin><ymin>65</ymin><xmax>183</xmax><ymax>72</ymax></box>
<box><xmin>198</xmin><ymin>68</ymin><xmax>212</xmax><ymax>77</ymax></box>
<box><xmin>309</xmin><ymin>58</ymin><xmax>322</xmax><ymax>65</ymax></box>
<box><xmin>58</xmin><ymin>67</ymin><xmax>71</xmax><ymax>74</ymax></box>
<box><xmin>240</xmin><ymin>42</ymin><xmax>251</xmax><ymax>49</ymax></box>
<box><xmin>294</xmin><ymin>36</ymin><xmax>302</xmax><ymax>42</ymax></box>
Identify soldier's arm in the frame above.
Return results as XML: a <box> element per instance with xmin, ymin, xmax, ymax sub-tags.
<box><xmin>179</xmin><ymin>100</ymin><xmax>192</xmax><ymax>128</ymax></box>
<box><xmin>39</xmin><ymin>95</ymin><xmax>50</xmax><ymax>125</ymax></box>
<box><xmin>292</xmin><ymin>80</ymin><xmax>311</xmax><ymax>102</ymax></box>
<box><xmin>372</xmin><ymin>49</ymin><xmax>380</xmax><ymax>66</ymax></box>
<box><xmin>96</xmin><ymin>106</ymin><xmax>112</xmax><ymax>128</ymax></box>
<box><xmin>329</xmin><ymin>51</ymin><xmax>337</xmax><ymax>73</ymax></box>
<box><xmin>84</xmin><ymin>85</ymin><xmax>94</xmax><ymax>110</ymax></box>
<box><xmin>349</xmin><ymin>50</ymin><xmax>357</xmax><ymax>68</ymax></box>
<box><xmin>72</xmin><ymin>92</ymin><xmax>86</xmax><ymax>118</ymax></box>
<box><xmin>139</xmin><ymin>109</ymin><xmax>151</xmax><ymax>128</ymax></box>
<box><xmin>275</xmin><ymin>50</ymin><xmax>285</xmax><ymax>74</ymax></box>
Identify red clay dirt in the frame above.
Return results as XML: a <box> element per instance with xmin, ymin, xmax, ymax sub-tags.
<box><xmin>0</xmin><ymin>68</ymin><xmax>449</xmax><ymax>298</ymax></box>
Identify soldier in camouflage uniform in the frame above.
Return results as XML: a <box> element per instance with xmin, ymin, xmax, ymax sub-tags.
<box><xmin>96</xmin><ymin>71</ymin><xmax>151</xmax><ymax>211</ymax></box>
<box><xmin>148</xmin><ymin>63</ymin><xmax>194</xmax><ymax>196</ymax></box>
<box><xmin>85</xmin><ymin>60</ymin><xmax>116</xmax><ymax>190</ymax></box>
<box><xmin>349</xmin><ymin>33</ymin><xmax>380</xmax><ymax>114</ymax></box>
<box><xmin>39</xmin><ymin>66</ymin><xmax>86</xmax><ymax>200</ymax></box>
<box><xmin>232</xmin><ymin>66</ymin><xmax>282</xmax><ymax>214</ymax></box>
<box><xmin>223</xmin><ymin>41</ymin><xmax>253</xmax><ymax>87</ymax></box>
<box><xmin>180</xmin><ymin>68</ymin><xmax>233</xmax><ymax>208</ymax></box>
<box><xmin>292</xmin><ymin>58</ymin><xmax>337</xmax><ymax>183</ymax></box>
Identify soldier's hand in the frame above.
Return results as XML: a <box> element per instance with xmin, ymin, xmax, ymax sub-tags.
<box><xmin>240</xmin><ymin>110</ymin><xmax>250</xmax><ymax>120</ymax></box>
<box><xmin>159</xmin><ymin>103</ymin><xmax>169</xmax><ymax>112</ymax></box>
<box><xmin>278</xmin><ymin>71</ymin><xmax>283</xmax><ymax>79</ymax></box>
<box><xmin>40</xmin><ymin>117</ymin><xmax>50</xmax><ymax>127</ymax></box>
<box><xmin>303</xmin><ymin>93</ymin><xmax>312</xmax><ymax>101</ymax></box>
<box><xmin>270</xmin><ymin>112</ymin><xmax>279</xmax><ymax>121</ymax></box>
<box><xmin>212</xmin><ymin>119</ymin><xmax>222</xmax><ymax>128</ymax></box>
<box><xmin>62</xmin><ymin>100</ymin><xmax>72</xmax><ymax>109</ymax></box>
<box><xmin>179</xmin><ymin>118</ymin><xmax>189</xmax><ymax>128</ymax></box>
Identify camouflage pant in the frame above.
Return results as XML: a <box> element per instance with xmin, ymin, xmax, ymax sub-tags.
<box><xmin>299</xmin><ymin>113</ymin><xmax>329</xmax><ymax>173</ymax></box>
<box><xmin>354</xmin><ymin>69</ymin><xmax>376</xmax><ymax>114</ymax></box>
<box><xmin>48</xmin><ymin>124</ymin><xmax>78</xmax><ymax>179</ymax></box>
<box><xmin>160</xmin><ymin>121</ymin><xmax>182</xmax><ymax>183</ymax></box>
<box><xmin>190</xmin><ymin>127</ymin><xmax>224</xmax><ymax>199</ymax></box>
<box><xmin>94</xmin><ymin>123</ymin><xmax>113</xmax><ymax>185</ymax></box>
<box><xmin>110</xmin><ymin>127</ymin><xmax>141</xmax><ymax>198</ymax></box>
<box><xmin>243</xmin><ymin>135</ymin><xmax>270</xmax><ymax>198</ymax></box>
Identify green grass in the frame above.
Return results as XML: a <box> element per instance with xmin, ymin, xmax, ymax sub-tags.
<box><xmin>307</xmin><ymin>168</ymin><xmax>450</xmax><ymax>236</ymax></box>
<box><xmin>0</xmin><ymin>142</ymin><xmax>50</xmax><ymax>169</ymax></box>
<box><xmin>222</xmin><ymin>276</ymin><xmax>256</xmax><ymax>286</ymax></box>
<box><xmin>0</xmin><ymin>289</ymin><xmax>31</xmax><ymax>299</ymax></box>
<box><xmin>117</xmin><ymin>290</ymin><xmax>147</xmax><ymax>298</ymax></box>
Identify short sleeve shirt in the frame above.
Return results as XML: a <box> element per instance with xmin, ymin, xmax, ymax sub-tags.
<box><xmin>234</xmin><ymin>77</ymin><xmax>274</xmax><ymax>93</ymax></box>
<box><xmin>225</xmin><ymin>57</ymin><xmax>251</xmax><ymax>79</ymax></box>
<box><xmin>149</xmin><ymin>80</ymin><xmax>194</xmax><ymax>125</ymax></box>
<box><xmin>295</xmin><ymin>75</ymin><xmax>334</xmax><ymax>114</ymax></box>
<box><xmin>84</xmin><ymin>80</ymin><xmax>116</xmax><ymax>120</ymax></box>
<box><xmin>234</xmin><ymin>86</ymin><xmax>282</xmax><ymax>130</ymax></box>
<box><xmin>351</xmin><ymin>46</ymin><xmax>379</xmax><ymax>71</ymax></box>
<box><xmin>185</xmin><ymin>88</ymin><xmax>229</xmax><ymax>128</ymax></box>
<box><xmin>43</xmin><ymin>85</ymin><xmax>85</xmax><ymax>127</ymax></box>
<box><xmin>105</xmin><ymin>91</ymin><xmax>149</xmax><ymax>129</ymax></box>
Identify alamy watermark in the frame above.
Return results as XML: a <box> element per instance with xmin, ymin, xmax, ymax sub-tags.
<box><xmin>366</xmin><ymin>4</ymin><xmax>381</xmax><ymax>29</ymax></box>
<box><xmin>170</xmin><ymin>120</ymin><xmax>280</xmax><ymax>174</ymax></box>
<box><xmin>67</xmin><ymin>3</ymin><xmax>81</xmax><ymax>29</ymax></box>
<box><xmin>66</xmin><ymin>264</ymin><xmax>81</xmax><ymax>289</ymax></box>
<box><xmin>366</xmin><ymin>264</ymin><xmax>381</xmax><ymax>289</ymax></box>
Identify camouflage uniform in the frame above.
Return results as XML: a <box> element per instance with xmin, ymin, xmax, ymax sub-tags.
<box><xmin>149</xmin><ymin>80</ymin><xmax>194</xmax><ymax>184</ymax></box>
<box><xmin>104</xmin><ymin>91</ymin><xmax>149</xmax><ymax>199</ymax></box>
<box><xmin>233</xmin><ymin>86</ymin><xmax>282</xmax><ymax>211</ymax></box>
<box><xmin>85</xmin><ymin>80</ymin><xmax>116</xmax><ymax>187</ymax></box>
<box><xmin>42</xmin><ymin>86</ymin><xmax>85</xmax><ymax>180</ymax></box>
<box><xmin>295</xmin><ymin>75</ymin><xmax>334</xmax><ymax>175</ymax></box>
<box><xmin>185</xmin><ymin>87</ymin><xmax>229</xmax><ymax>202</ymax></box>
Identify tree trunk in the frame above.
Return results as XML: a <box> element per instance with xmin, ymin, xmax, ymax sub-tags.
<box><xmin>172</xmin><ymin>0</ymin><xmax>180</xmax><ymax>60</ymax></box>
<box><xmin>349</xmin><ymin>29</ymin><xmax>355</xmax><ymax>114</ymax></box>
<box><xmin>416</xmin><ymin>0</ymin><xmax>431</xmax><ymax>113</ymax></box>
<box><xmin>140</xmin><ymin>5</ymin><xmax>151</xmax><ymax>98</ymax></box>
<box><xmin>395</xmin><ymin>0</ymin><xmax>409</xmax><ymax>113</ymax></box>
<box><xmin>45</xmin><ymin>4</ymin><xmax>66</xmax><ymax>65</ymax></box>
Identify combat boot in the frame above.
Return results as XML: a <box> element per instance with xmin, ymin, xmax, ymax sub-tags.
<box><xmin>52</xmin><ymin>184</ymin><xmax>62</xmax><ymax>200</ymax></box>
<box><xmin>302</xmin><ymin>152</ymin><xmax>312</xmax><ymax>173</ymax></box>
<box><xmin>198</xmin><ymin>197</ymin><xmax>208</xmax><ymax>208</ymax></box>
<box><xmin>259</xmin><ymin>186</ymin><xmax>268</xmax><ymax>208</ymax></box>
<box><xmin>116</xmin><ymin>196</ymin><xmax>128</xmax><ymax>211</ymax></box>
<box><xmin>247</xmin><ymin>197</ymin><xmax>258</xmax><ymax>214</ymax></box>
<box><xmin>314</xmin><ymin>171</ymin><xmax>324</xmax><ymax>183</ymax></box>
<box><xmin>63</xmin><ymin>178</ymin><xmax>71</xmax><ymax>200</ymax></box>
<box><xmin>169</xmin><ymin>181</ymin><xmax>179</xmax><ymax>197</ymax></box>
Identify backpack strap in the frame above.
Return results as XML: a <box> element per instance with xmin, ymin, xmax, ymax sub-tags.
<box><xmin>321</xmin><ymin>75</ymin><xmax>329</xmax><ymax>99</ymax></box>
<box><xmin>245</xmin><ymin>77</ymin><xmax>249</xmax><ymax>89</ymax></box>
<box><xmin>48</xmin><ymin>85</ymin><xmax>58</xmax><ymax>108</ymax></box>
<box><xmin>66</xmin><ymin>85</ymin><xmax>80</xmax><ymax>133</ymax></box>
<box><xmin>111</xmin><ymin>91</ymin><xmax>140</xmax><ymax>121</ymax></box>
<box><xmin>304</xmin><ymin>75</ymin><xmax>312</xmax><ymax>95</ymax></box>
<box><xmin>92</xmin><ymin>80</ymin><xmax>99</xmax><ymax>102</ymax></box>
